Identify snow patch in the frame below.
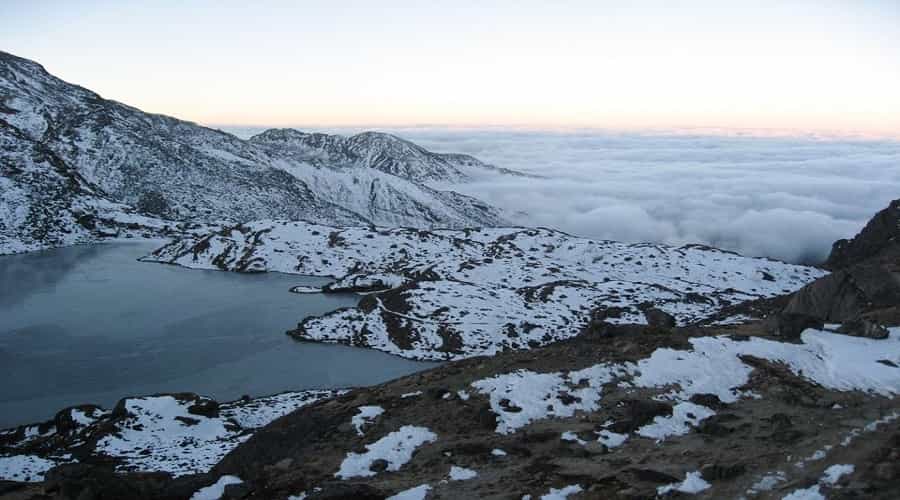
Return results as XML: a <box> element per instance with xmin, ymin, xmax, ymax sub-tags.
<box><xmin>822</xmin><ymin>464</ymin><xmax>854</xmax><ymax>485</ymax></box>
<box><xmin>387</xmin><ymin>484</ymin><xmax>432</xmax><ymax>500</ymax></box>
<box><xmin>190</xmin><ymin>475</ymin><xmax>243</xmax><ymax>500</ymax></box>
<box><xmin>637</xmin><ymin>402</ymin><xmax>716</xmax><ymax>440</ymax></box>
<box><xmin>657</xmin><ymin>471</ymin><xmax>711</xmax><ymax>495</ymax></box>
<box><xmin>449</xmin><ymin>465</ymin><xmax>478</xmax><ymax>480</ymax></box>
<box><xmin>336</xmin><ymin>426</ymin><xmax>437</xmax><ymax>479</ymax></box>
<box><xmin>352</xmin><ymin>406</ymin><xmax>385</xmax><ymax>436</ymax></box>
<box><xmin>0</xmin><ymin>454</ymin><xmax>60</xmax><ymax>482</ymax></box>
<box><xmin>540</xmin><ymin>484</ymin><xmax>584</xmax><ymax>499</ymax></box>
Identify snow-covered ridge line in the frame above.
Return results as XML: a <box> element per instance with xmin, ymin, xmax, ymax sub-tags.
<box><xmin>250</xmin><ymin>128</ymin><xmax>534</xmax><ymax>183</ymax></box>
<box><xmin>145</xmin><ymin>219</ymin><xmax>825</xmax><ymax>360</ymax></box>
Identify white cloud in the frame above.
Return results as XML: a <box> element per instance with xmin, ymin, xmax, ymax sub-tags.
<box><xmin>224</xmin><ymin>126</ymin><xmax>900</xmax><ymax>264</ymax></box>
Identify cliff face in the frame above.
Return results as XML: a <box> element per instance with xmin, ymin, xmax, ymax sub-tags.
<box><xmin>783</xmin><ymin>199</ymin><xmax>900</xmax><ymax>326</ymax></box>
<box><xmin>825</xmin><ymin>199</ymin><xmax>900</xmax><ymax>271</ymax></box>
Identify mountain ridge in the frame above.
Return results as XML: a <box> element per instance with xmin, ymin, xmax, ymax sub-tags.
<box><xmin>0</xmin><ymin>50</ymin><xmax>516</xmax><ymax>255</ymax></box>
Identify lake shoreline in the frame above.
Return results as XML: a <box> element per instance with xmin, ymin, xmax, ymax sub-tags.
<box><xmin>0</xmin><ymin>242</ymin><xmax>434</xmax><ymax>429</ymax></box>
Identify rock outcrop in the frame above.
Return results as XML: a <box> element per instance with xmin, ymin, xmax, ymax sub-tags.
<box><xmin>825</xmin><ymin>199</ymin><xmax>900</xmax><ymax>270</ymax></box>
<box><xmin>781</xmin><ymin>199</ymin><xmax>900</xmax><ymax>327</ymax></box>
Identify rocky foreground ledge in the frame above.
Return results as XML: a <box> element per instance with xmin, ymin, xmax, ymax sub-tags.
<box><xmin>1</xmin><ymin>322</ymin><xmax>898</xmax><ymax>499</ymax></box>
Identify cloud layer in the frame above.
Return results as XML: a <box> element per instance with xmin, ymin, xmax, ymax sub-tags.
<box><xmin>225</xmin><ymin>126</ymin><xmax>900</xmax><ymax>264</ymax></box>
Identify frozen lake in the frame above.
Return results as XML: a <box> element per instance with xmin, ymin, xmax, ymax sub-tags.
<box><xmin>0</xmin><ymin>241</ymin><xmax>433</xmax><ymax>428</ymax></box>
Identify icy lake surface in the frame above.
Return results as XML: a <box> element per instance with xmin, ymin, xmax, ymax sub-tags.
<box><xmin>0</xmin><ymin>242</ymin><xmax>433</xmax><ymax>428</ymax></box>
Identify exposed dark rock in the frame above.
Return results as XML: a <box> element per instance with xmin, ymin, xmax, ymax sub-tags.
<box><xmin>41</xmin><ymin>463</ymin><xmax>206</xmax><ymax>500</ymax></box>
<box><xmin>369</xmin><ymin>459</ymin><xmax>389</xmax><ymax>473</ymax></box>
<box><xmin>700</xmin><ymin>463</ymin><xmax>746</xmax><ymax>481</ymax></box>
<box><xmin>689</xmin><ymin>394</ymin><xmax>725</xmax><ymax>409</ymax></box>
<box><xmin>304</xmin><ymin>483</ymin><xmax>386</xmax><ymax>500</ymax></box>
<box><xmin>628</xmin><ymin>468</ymin><xmax>680</xmax><ymax>484</ymax></box>
<box><xmin>221</xmin><ymin>481</ymin><xmax>253</xmax><ymax>499</ymax></box>
<box><xmin>782</xmin><ymin>260</ymin><xmax>900</xmax><ymax>324</ymax></box>
<box><xmin>135</xmin><ymin>191</ymin><xmax>169</xmax><ymax>217</ymax></box>
<box><xmin>838</xmin><ymin>317</ymin><xmax>890</xmax><ymax>339</ymax></box>
<box><xmin>642</xmin><ymin>307</ymin><xmax>676</xmax><ymax>329</ymax></box>
<box><xmin>609</xmin><ymin>399</ymin><xmax>674</xmax><ymax>434</ymax></box>
<box><xmin>774</xmin><ymin>199</ymin><xmax>900</xmax><ymax>329</ymax></box>
<box><xmin>825</xmin><ymin>199</ymin><xmax>900</xmax><ymax>270</ymax></box>
<box><xmin>696</xmin><ymin>413</ymin><xmax>741</xmax><ymax>437</ymax></box>
<box><xmin>51</xmin><ymin>405</ymin><xmax>104</xmax><ymax>435</ymax></box>
<box><xmin>187</xmin><ymin>398</ymin><xmax>221</xmax><ymax>418</ymax></box>
<box><xmin>766</xmin><ymin>312</ymin><xmax>824</xmax><ymax>340</ymax></box>
<box><xmin>0</xmin><ymin>481</ymin><xmax>31</xmax><ymax>496</ymax></box>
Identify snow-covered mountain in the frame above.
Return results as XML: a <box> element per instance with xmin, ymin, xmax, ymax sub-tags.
<box><xmin>0</xmin><ymin>119</ymin><xmax>177</xmax><ymax>254</ymax></box>
<box><xmin>0</xmin><ymin>51</ymin><xmax>512</xmax><ymax>254</ymax></box>
<box><xmin>250</xmin><ymin>128</ymin><xmax>528</xmax><ymax>183</ymax></box>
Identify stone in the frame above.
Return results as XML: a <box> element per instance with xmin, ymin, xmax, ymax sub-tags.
<box><xmin>838</xmin><ymin>317</ymin><xmax>890</xmax><ymax>339</ymax></box>
<box><xmin>609</xmin><ymin>400</ymin><xmax>673</xmax><ymax>434</ymax></box>
<box><xmin>369</xmin><ymin>459</ymin><xmax>389</xmax><ymax>473</ymax></box>
<box><xmin>643</xmin><ymin>307</ymin><xmax>677</xmax><ymax>329</ymax></box>
<box><xmin>768</xmin><ymin>312</ymin><xmax>824</xmax><ymax>339</ymax></box>
<box><xmin>700</xmin><ymin>462</ymin><xmax>746</xmax><ymax>481</ymax></box>
<box><xmin>873</xmin><ymin>462</ymin><xmax>897</xmax><ymax>481</ymax></box>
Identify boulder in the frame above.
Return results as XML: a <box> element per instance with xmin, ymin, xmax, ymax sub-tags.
<box><xmin>609</xmin><ymin>399</ymin><xmax>673</xmax><ymax>434</ymax></box>
<box><xmin>643</xmin><ymin>307</ymin><xmax>676</xmax><ymax>329</ymax></box>
<box><xmin>838</xmin><ymin>317</ymin><xmax>890</xmax><ymax>339</ymax></box>
<box><xmin>766</xmin><ymin>312</ymin><xmax>824</xmax><ymax>340</ymax></box>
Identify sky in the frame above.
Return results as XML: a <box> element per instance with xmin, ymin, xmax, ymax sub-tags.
<box><xmin>4</xmin><ymin>0</ymin><xmax>900</xmax><ymax>134</ymax></box>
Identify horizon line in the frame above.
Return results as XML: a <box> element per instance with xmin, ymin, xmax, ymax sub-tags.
<box><xmin>205</xmin><ymin>122</ymin><xmax>900</xmax><ymax>142</ymax></box>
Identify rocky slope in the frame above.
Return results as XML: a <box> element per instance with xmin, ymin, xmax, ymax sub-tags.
<box><xmin>2</xmin><ymin>324</ymin><xmax>897</xmax><ymax>499</ymax></box>
<box><xmin>0</xmin><ymin>51</ymin><xmax>513</xmax><ymax>254</ymax></box>
<box><xmin>182</xmin><ymin>325</ymin><xmax>900</xmax><ymax>500</ymax></box>
<box><xmin>144</xmin><ymin>221</ymin><xmax>824</xmax><ymax>360</ymax></box>
<box><xmin>0</xmin><ymin>119</ymin><xmax>176</xmax><ymax>253</ymax></box>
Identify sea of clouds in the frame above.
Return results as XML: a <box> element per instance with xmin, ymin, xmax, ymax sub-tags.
<box><xmin>223</xmin><ymin>126</ymin><xmax>900</xmax><ymax>264</ymax></box>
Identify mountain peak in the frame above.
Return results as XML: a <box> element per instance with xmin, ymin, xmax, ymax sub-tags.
<box><xmin>250</xmin><ymin>127</ymin><xmax>504</xmax><ymax>183</ymax></box>
<box><xmin>1</xmin><ymin>51</ymin><xmax>512</xmax><ymax>255</ymax></box>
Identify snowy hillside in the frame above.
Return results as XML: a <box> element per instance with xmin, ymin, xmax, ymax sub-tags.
<box><xmin>146</xmin><ymin>221</ymin><xmax>826</xmax><ymax>360</ymax></box>
<box><xmin>0</xmin><ymin>51</ymin><xmax>512</xmax><ymax>254</ymax></box>
<box><xmin>0</xmin><ymin>120</ymin><xmax>179</xmax><ymax>254</ymax></box>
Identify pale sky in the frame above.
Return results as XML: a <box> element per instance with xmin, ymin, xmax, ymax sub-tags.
<box><xmin>4</xmin><ymin>0</ymin><xmax>900</xmax><ymax>134</ymax></box>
